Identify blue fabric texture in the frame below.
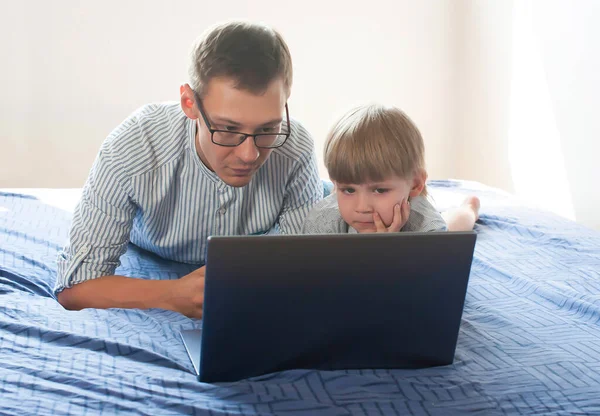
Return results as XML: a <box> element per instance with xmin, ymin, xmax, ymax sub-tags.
<box><xmin>1</xmin><ymin>180</ymin><xmax>600</xmax><ymax>415</ymax></box>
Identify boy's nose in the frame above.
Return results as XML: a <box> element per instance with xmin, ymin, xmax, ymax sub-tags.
<box><xmin>355</xmin><ymin>194</ymin><xmax>372</xmax><ymax>213</ymax></box>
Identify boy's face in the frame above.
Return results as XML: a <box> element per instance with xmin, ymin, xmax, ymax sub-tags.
<box><xmin>335</xmin><ymin>176</ymin><xmax>415</xmax><ymax>233</ymax></box>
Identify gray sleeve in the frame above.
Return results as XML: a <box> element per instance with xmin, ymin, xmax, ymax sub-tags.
<box><xmin>301</xmin><ymin>194</ymin><xmax>349</xmax><ymax>234</ymax></box>
<box><xmin>402</xmin><ymin>196</ymin><xmax>447</xmax><ymax>232</ymax></box>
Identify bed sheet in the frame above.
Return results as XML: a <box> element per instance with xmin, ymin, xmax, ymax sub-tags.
<box><xmin>1</xmin><ymin>181</ymin><xmax>599</xmax><ymax>415</ymax></box>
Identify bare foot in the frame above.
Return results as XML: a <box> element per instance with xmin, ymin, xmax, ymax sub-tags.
<box><xmin>463</xmin><ymin>196</ymin><xmax>480</xmax><ymax>221</ymax></box>
<box><xmin>442</xmin><ymin>195</ymin><xmax>481</xmax><ymax>232</ymax></box>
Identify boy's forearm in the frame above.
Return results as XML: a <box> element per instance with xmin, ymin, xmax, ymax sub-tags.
<box><xmin>56</xmin><ymin>275</ymin><xmax>176</xmax><ymax>312</ymax></box>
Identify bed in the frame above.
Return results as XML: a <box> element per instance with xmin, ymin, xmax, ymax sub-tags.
<box><xmin>1</xmin><ymin>180</ymin><xmax>599</xmax><ymax>415</ymax></box>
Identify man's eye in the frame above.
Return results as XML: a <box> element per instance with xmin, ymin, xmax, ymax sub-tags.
<box><xmin>261</xmin><ymin>127</ymin><xmax>277</xmax><ymax>133</ymax></box>
<box><xmin>224</xmin><ymin>126</ymin><xmax>238</xmax><ymax>132</ymax></box>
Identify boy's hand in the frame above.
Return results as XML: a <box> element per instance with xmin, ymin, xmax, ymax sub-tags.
<box><xmin>373</xmin><ymin>199</ymin><xmax>411</xmax><ymax>233</ymax></box>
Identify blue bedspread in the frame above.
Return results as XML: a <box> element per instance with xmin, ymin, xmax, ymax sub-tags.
<box><xmin>1</xmin><ymin>181</ymin><xmax>599</xmax><ymax>415</ymax></box>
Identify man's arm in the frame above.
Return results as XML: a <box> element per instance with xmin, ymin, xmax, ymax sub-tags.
<box><xmin>57</xmin><ymin>275</ymin><xmax>174</xmax><ymax>310</ymax></box>
<box><xmin>57</xmin><ymin>267</ymin><xmax>206</xmax><ymax>319</ymax></box>
<box><xmin>55</xmin><ymin>138</ymin><xmax>136</xmax><ymax>296</ymax></box>
<box><xmin>56</xmin><ymin>148</ymin><xmax>206</xmax><ymax>317</ymax></box>
<box><xmin>56</xmin><ymin>108</ymin><xmax>207</xmax><ymax>318</ymax></box>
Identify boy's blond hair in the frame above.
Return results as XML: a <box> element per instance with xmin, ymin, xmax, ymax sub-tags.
<box><xmin>324</xmin><ymin>104</ymin><xmax>428</xmax><ymax>196</ymax></box>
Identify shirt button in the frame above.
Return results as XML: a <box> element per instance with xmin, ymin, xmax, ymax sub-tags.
<box><xmin>218</xmin><ymin>207</ymin><xmax>226</xmax><ymax>215</ymax></box>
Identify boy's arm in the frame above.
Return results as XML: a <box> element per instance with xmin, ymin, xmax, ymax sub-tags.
<box><xmin>373</xmin><ymin>200</ymin><xmax>411</xmax><ymax>232</ymax></box>
<box><xmin>402</xmin><ymin>196</ymin><xmax>447</xmax><ymax>232</ymax></box>
<box><xmin>301</xmin><ymin>194</ymin><xmax>348</xmax><ymax>234</ymax></box>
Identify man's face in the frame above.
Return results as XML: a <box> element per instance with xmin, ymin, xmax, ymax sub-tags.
<box><xmin>335</xmin><ymin>176</ymin><xmax>413</xmax><ymax>233</ymax></box>
<box><xmin>194</xmin><ymin>77</ymin><xmax>288</xmax><ymax>187</ymax></box>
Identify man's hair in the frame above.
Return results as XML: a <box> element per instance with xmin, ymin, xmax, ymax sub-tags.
<box><xmin>324</xmin><ymin>104</ymin><xmax>428</xmax><ymax>195</ymax></box>
<box><xmin>189</xmin><ymin>21</ymin><xmax>293</xmax><ymax>97</ymax></box>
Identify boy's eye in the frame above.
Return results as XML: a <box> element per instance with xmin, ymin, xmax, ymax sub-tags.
<box><xmin>341</xmin><ymin>188</ymin><xmax>355</xmax><ymax>194</ymax></box>
<box><xmin>374</xmin><ymin>188</ymin><xmax>389</xmax><ymax>194</ymax></box>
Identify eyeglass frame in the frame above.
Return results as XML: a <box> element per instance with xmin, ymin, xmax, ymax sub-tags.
<box><xmin>193</xmin><ymin>91</ymin><xmax>291</xmax><ymax>149</ymax></box>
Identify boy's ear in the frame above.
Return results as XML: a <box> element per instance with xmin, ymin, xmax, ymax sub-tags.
<box><xmin>409</xmin><ymin>169</ymin><xmax>427</xmax><ymax>197</ymax></box>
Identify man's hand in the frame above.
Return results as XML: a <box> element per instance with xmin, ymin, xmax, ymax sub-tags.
<box><xmin>166</xmin><ymin>266</ymin><xmax>206</xmax><ymax>319</ymax></box>
<box><xmin>373</xmin><ymin>199</ymin><xmax>411</xmax><ymax>233</ymax></box>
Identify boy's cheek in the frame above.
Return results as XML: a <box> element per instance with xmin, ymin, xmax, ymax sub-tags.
<box><xmin>337</xmin><ymin>203</ymin><xmax>353</xmax><ymax>224</ymax></box>
<box><xmin>378</xmin><ymin>210</ymin><xmax>394</xmax><ymax>226</ymax></box>
<box><xmin>380</xmin><ymin>200</ymin><xmax>403</xmax><ymax>225</ymax></box>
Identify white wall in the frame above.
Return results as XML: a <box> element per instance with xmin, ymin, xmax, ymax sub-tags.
<box><xmin>455</xmin><ymin>0</ymin><xmax>600</xmax><ymax>229</ymax></box>
<box><xmin>2</xmin><ymin>1</ymin><xmax>599</xmax><ymax>230</ymax></box>
<box><xmin>453</xmin><ymin>0</ymin><xmax>515</xmax><ymax>193</ymax></box>
<box><xmin>0</xmin><ymin>0</ymin><xmax>458</xmax><ymax>188</ymax></box>
<box><xmin>531</xmin><ymin>0</ymin><xmax>600</xmax><ymax>229</ymax></box>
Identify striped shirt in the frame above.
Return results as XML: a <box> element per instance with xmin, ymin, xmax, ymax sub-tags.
<box><xmin>55</xmin><ymin>102</ymin><xmax>323</xmax><ymax>293</ymax></box>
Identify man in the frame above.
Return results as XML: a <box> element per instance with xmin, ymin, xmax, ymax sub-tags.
<box><xmin>56</xmin><ymin>21</ymin><xmax>323</xmax><ymax>318</ymax></box>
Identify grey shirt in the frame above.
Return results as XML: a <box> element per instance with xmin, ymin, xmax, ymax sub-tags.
<box><xmin>302</xmin><ymin>193</ymin><xmax>447</xmax><ymax>234</ymax></box>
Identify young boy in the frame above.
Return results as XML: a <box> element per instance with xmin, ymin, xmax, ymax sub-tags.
<box><xmin>302</xmin><ymin>104</ymin><xmax>479</xmax><ymax>234</ymax></box>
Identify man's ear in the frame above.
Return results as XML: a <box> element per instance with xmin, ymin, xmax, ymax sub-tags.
<box><xmin>409</xmin><ymin>168</ymin><xmax>427</xmax><ymax>197</ymax></box>
<box><xmin>180</xmin><ymin>84</ymin><xmax>198</xmax><ymax>120</ymax></box>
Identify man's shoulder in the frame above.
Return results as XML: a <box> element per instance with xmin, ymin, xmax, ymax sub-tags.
<box><xmin>107</xmin><ymin>102</ymin><xmax>184</xmax><ymax>139</ymax></box>
<box><xmin>102</xmin><ymin>102</ymin><xmax>189</xmax><ymax>176</ymax></box>
<box><xmin>271</xmin><ymin>118</ymin><xmax>315</xmax><ymax>162</ymax></box>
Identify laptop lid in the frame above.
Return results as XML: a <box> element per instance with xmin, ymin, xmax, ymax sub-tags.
<box><xmin>189</xmin><ymin>231</ymin><xmax>476</xmax><ymax>382</ymax></box>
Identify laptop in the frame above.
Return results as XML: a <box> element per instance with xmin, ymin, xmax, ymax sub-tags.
<box><xmin>181</xmin><ymin>231</ymin><xmax>476</xmax><ymax>382</ymax></box>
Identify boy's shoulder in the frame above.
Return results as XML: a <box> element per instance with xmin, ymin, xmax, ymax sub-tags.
<box><xmin>404</xmin><ymin>196</ymin><xmax>447</xmax><ymax>232</ymax></box>
<box><xmin>302</xmin><ymin>194</ymin><xmax>348</xmax><ymax>234</ymax></box>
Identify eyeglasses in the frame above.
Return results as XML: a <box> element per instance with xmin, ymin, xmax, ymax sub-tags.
<box><xmin>194</xmin><ymin>91</ymin><xmax>291</xmax><ymax>149</ymax></box>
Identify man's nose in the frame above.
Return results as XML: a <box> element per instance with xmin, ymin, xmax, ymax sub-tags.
<box><xmin>235</xmin><ymin>136</ymin><xmax>260</xmax><ymax>164</ymax></box>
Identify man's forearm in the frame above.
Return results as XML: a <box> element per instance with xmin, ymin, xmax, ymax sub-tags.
<box><xmin>56</xmin><ymin>275</ymin><xmax>176</xmax><ymax>312</ymax></box>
